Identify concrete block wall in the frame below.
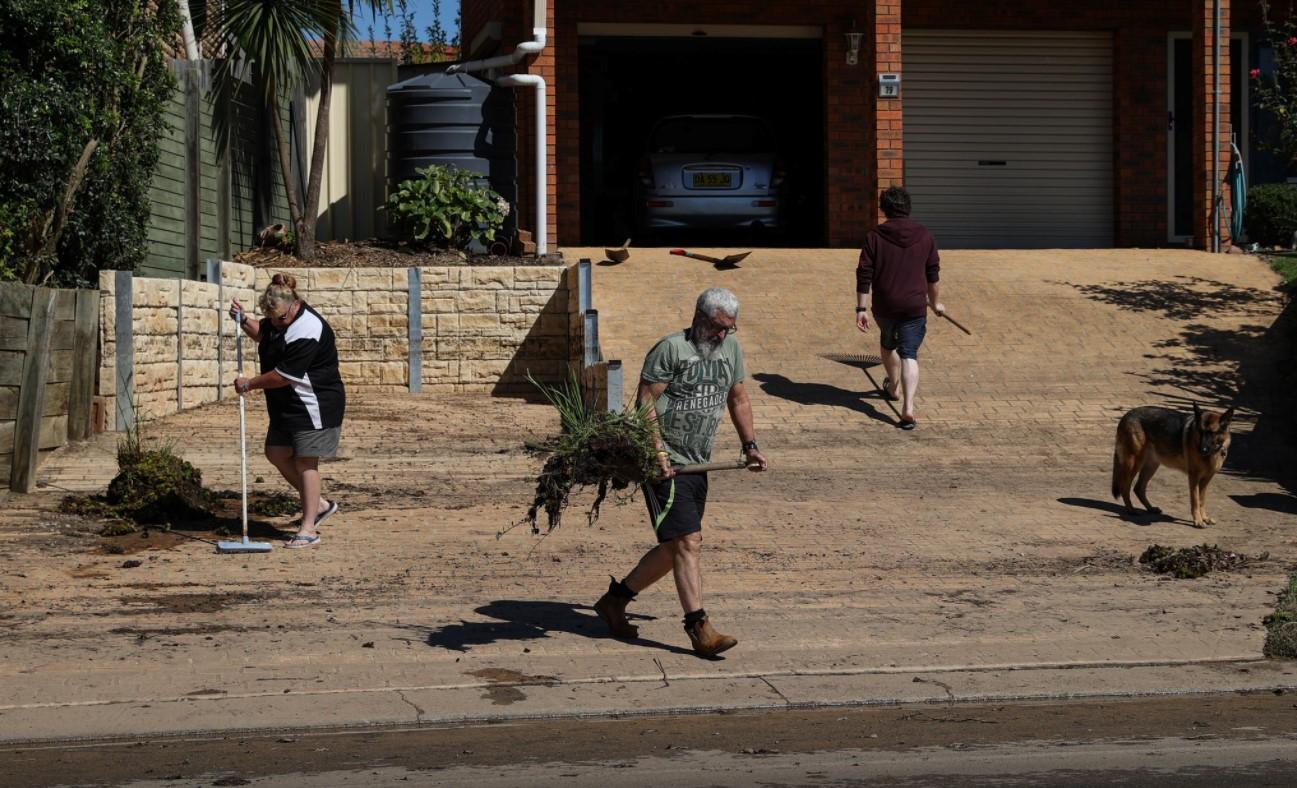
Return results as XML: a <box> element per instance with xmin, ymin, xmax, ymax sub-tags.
<box><xmin>97</xmin><ymin>262</ymin><xmax>257</xmax><ymax>430</ymax></box>
<box><xmin>250</xmin><ymin>264</ymin><xmax>576</xmax><ymax>394</ymax></box>
<box><xmin>97</xmin><ymin>263</ymin><xmax>578</xmax><ymax>428</ymax></box>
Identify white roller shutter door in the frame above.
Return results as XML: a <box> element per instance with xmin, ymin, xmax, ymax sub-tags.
<box><xmin>903</xmin><ymin>30</ymin><xmax>1114</xmax><ymax>248</ymax></box>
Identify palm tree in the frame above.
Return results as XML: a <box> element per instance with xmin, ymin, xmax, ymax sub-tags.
<box><xmin>207</xmin><ymin>1</ymin><xmax>390</xmax><ymax>259</ymax></box>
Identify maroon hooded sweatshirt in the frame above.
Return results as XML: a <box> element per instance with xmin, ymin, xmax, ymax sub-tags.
<box><xmin>856</xmin><ymin>217</ymin><xmax>941</xmax><ymax>320</ymax></box>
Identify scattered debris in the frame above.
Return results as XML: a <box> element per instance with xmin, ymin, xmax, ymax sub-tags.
<box><xmin>1138</xmin><ymin>544</ymin><xmax>1265</xmax><ymax>579</ymax></box>
<box><xmin>120</xmin><ymin>560</ymin><xmax>142</xmax><ymax>569</ymax></box>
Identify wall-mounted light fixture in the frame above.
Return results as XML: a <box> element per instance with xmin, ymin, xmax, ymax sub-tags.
<box><xmin>845</xmin><ymin>26</ymin><xmax>863</xmax><ymax>66</ymax></box>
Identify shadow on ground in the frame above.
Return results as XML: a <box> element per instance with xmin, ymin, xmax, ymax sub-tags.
<box><xmin>1066</xmin><ymin>275</ymin><xmax>1297</xmax><ymax>496</ymax></box>
<box><xmin>753</xmin><ymin>372</ymin><xmax>895</xmax><ymax>426</ymax></box>
<box><xmin>1056</xmin><ymin>497</ymin><xmax>1187</xmax><ymax>527</ymax></box>
<box><xmin>405</xmin><ymin>600</ymin><xmax>695</xmax><ymax>657</ymax></box>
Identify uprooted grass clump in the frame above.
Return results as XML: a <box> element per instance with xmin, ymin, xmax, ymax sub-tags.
<box><xmin>1138</xmin><ymin>543</ymin><xmax>1265</xmax><ymax>579</ymax></box>
<box><xmin>1263</xmin><ymin>573</ymin><xmax>1297</xmax><ymax>659</ymax></box>
<box><xmin>61</xmin><ymin>425</ymin><xmax>212</xmax><ymax>535</ymax></box>
<box><xmin>518</xmin><ymin>370</ymin><xmax>658</xmax><ymax>535</ymax></box>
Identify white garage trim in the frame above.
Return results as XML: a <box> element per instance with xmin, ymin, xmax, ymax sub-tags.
<box><xmin>903</xmin><ymin>30</ymin><xmax>1115</xmax><ymax>248</ymax></box>
<box><xmin>577</xmin><ymin>23</ymin><xmax>821</xmax><ymax>39</ymax></box>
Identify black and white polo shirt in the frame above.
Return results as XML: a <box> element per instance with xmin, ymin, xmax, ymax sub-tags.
<box><xmin>258</xmin><ymin>302</ymin><xmax>346</xmax><ymax>432</ymax></box>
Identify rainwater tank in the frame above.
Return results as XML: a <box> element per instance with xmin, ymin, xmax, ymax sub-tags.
<box><xmin>387</xmin><ymin>71</ymin><xmax>517</xmax><ymax>241</ymax></box>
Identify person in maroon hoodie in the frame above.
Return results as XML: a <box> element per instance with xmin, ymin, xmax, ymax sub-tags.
<box><xmin>855</xmin><ymin>186</ymin><xmax>945</xmax><ymax>430</ymax></box>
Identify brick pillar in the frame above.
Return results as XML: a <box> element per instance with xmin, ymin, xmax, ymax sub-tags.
<box><xmin>554</xmin><ymin>7</ymin><xmax>580</xmax><ymax>245</ymax></box>
<box><xmin>1191</xmin><ymin>0</ymin><xmax>1232</xmax><ymax>250</ymax></box>
<box><xmin>871</xmin><ymin>0</ymin><xmax>903</xmax><ymax>226</ymax></box>
<box><xmin>825</xmin><ymin>8</ymin><xmax>884</xmax><ymax>246</ymax></box>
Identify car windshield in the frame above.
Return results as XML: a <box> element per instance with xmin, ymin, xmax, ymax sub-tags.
<box><xmin>650</xmin><ymin>117</ymin><xmax>773</xmax><ymax>154</ymax></box>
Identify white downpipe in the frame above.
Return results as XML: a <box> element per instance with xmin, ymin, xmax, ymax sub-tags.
<box><xmin>497</xmin><ymin>74</ymin><xmax>546</xmax><ymax>256</ymax></box>
<box><xmin>177</xmin><ymin>0</ymin><xmax>200</xmax><ymax>60</ymax></box>
<box><xmin>447</xmin><ymin>0</ymin><xmax>549</xmax><ymax>256</ymax></box>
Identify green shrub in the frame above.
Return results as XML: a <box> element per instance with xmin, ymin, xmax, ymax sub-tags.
<box><xmin>1245</xmin><ymin>183</ymin><xmax>1297</xmax><ymax>248</ymax></box>
<box><xmin>383</xmin><ymin>165</ymin><xmax>508</xmax><ymax>250</ymax></box>
<box><xmin>0</xmin><ymin>0</ymin><xmax>179</xmax><ymax>285</ymax></box>
<box><xmin>1264</xmin><ymin>573</ymin><xmax>1297</xmax><ymax>659</ymax></box>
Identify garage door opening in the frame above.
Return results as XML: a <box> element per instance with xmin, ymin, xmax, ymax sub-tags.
<box><xmin>578</xmin><ymin>34</ymin><xmax>825</xmax><ymax>247</ymax></box>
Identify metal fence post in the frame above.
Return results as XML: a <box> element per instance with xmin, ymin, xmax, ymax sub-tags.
<box><xmin>583</xmin><ymin>309</ymin><xmax>599</xmax><ymax>368</ymax></box>
<box><xmin>578</xmin><ymin>258</ymin><xmax>592</xmax><ymax>314</ymax></box>
<box><xmin>407</xmin><ymin>266</ymin><xmax>422</xmax><ymax>393</ymax></box>
<box><xmin>605</xmin><ymin>360</ymin><xmax>623</xmax><ymax>413</ymax></box>
<box><xmin>176</xmin><ymin>284</ymin><xmax>184</xmax><ymax>412</ymax></box>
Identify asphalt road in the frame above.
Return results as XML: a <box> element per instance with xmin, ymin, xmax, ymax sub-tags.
<box><xmin>5</xmin><ymin>691</ymin><xmax>1297</xmax><ymax>787</ymax></box>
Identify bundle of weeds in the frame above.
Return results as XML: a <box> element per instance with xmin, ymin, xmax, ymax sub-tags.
<box><xmin>1263</xmin><ymin>573</ymin><xmax>1297</xmax><ymax>659</ymax></box>
<box><xmin>61</xmin><ymin>419</ymin><xmax>212</xmax><ymax>535</ymax></box>
<box><xmin>522</xmin><ymin>369</ymin><xmax>658</xmax><ymax>534</ymax></box>
<box><xmin>1138</xmin><ymin>543</ymin><xmax>1265</xmax><ymax>579</ymax></box>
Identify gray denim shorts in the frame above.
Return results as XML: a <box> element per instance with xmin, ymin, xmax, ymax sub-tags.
<box><xmin>265</xmin><ymin>425</ymin><xmax>341</xmax><ymax>458</ymax></box>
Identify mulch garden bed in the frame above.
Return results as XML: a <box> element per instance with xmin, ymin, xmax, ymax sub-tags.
<box><xmin>233</xmin><ymin>240</ymin><xmax>555</xmax><ymax>268</ymax></box>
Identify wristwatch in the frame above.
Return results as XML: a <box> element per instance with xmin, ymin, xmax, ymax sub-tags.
<box><xmin>855</xmin><ymin>307</ymin><xmax>869</xmax><ymax>313</ymax></box>
<box><xmin>741</xmin><ymin>440</ymin><xmax>759</xmax><ymax>453</ymax></box>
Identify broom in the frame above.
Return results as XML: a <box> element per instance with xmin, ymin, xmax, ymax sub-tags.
<box><xmin>218</xmin><ymin>308</ymin><xmax>273</xmax><ymax>554</ymax></box>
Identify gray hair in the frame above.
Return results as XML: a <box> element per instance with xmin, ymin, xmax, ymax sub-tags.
<box><xmin>696</xmin><ymin>287</ymin><xmax>739</xmax><ymax>319</ymax></box>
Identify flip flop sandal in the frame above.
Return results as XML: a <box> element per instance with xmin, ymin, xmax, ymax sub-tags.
<box><xmin>881</xmin><ymin>377</ymin><xmax>900</xmax><ymax>402</ymax></box>
<box><xmin>285</xmin><ymin>533</ymin><xmax>321</xmax><ymax>549</ymax></box>
<box><xmin>315</xmin><ymin>500</ymin><xmax>339</xmax><ymax>526</ymax></box>
<box><xmin>898</xmin><ymin>416</ymin><xmax>917</xmax><ymax>431</ymax></box>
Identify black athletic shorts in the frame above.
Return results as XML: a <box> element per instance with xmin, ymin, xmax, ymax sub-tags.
<box><xmin>642</xmin><ymin>473</ymin><xmax>708</xmax><ymax>543</ymax></box>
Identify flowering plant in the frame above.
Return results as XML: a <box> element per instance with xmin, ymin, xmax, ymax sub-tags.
<box><xmin>1253</xmin><ymin>3</ymin><xmax>1297</xmax><ymax>166</ymax></box>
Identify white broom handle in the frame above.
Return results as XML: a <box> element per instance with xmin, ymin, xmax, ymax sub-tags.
<box><xmin>239</xmin><ymin>391</ymin><xmax>248</xmax><ymax>542</ymax></box>
<box><xmin>235</xmin><ymin>312</ymin><xmax>249</xmax><ymax>543</ymax></box>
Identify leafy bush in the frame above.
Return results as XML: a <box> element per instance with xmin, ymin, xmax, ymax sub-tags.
<box><xmin>1264</xmin><ymin>573</ymin><xmax>1297</xmax><ymax>659</ymax></box>
<box><xmin>0</xmin><ymin>0</ymin><xmax>178</xmax><ymax>285</ymax></box>
<box><xmin>383</xmin><ymin>165</ymin><xmax>509</xmax><ymax>250</ymax></box>
<box><xmin>1245</xmin><ymin>183</ymin><xmax>1297</xmax><ymax>247</ymax></box>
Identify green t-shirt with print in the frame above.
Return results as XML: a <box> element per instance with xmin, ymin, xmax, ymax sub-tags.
<box><xmin>640</xmin><ymin>330</ymin><xmax>746</xmax><ymax>467</ymax></box>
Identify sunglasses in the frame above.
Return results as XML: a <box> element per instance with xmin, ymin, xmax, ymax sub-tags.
<box><xmin>696</xmin><ymin>310</ymin><xmax>738</xmax><ymax>334</ymax></box>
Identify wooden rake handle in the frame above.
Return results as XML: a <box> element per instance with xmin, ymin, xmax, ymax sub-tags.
<box><xmin>674</xmin><ymin>460</ymin><xmax>761</xmax><ymax>475</ymax></box>
<box><xmin>936</xmin><ymin>310</ymin><xmax>972</xmax><ymax>335</ymax></box>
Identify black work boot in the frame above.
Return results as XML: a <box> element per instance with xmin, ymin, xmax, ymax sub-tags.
<box><xmin>594</xmin><ymin>577</ymin><xmax>638</xmax><ymax>639</ymax></box>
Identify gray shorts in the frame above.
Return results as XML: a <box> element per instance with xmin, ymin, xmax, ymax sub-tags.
<box><xmin>265</xmin><ymin>425</ymin><xmax>341</xmax><ymax>458</ymax></box>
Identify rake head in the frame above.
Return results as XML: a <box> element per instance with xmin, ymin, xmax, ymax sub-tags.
<box><xmin>819</xmin><ymin>352</ymin><xmax>882</xmax><ymax>369</ymax></box>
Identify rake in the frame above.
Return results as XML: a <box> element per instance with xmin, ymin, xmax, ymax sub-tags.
<box><xmin>217</xmin><ymin>309</ymin><xmax>273</xmax><ymax>554</ymax></box>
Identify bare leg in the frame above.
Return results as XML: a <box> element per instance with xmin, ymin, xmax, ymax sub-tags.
<box><xmin>880</xmin><ymin>346</ymin><xmax>901</xmax><ymax>398</ymax></box>
<box><xmin>623</xmin><ymin>542</ymin><xmax>675</xmax><ymax>593</ymax></box>
<box><xmin>264</xmin><ymin>446</ymin><xmax>328</xmax><ymax>518</ymax></box>
<box><xmin>669</xmin><ymin>532</ymin><xmax>703</xmax><ymax>614</ymax></box>
<box><xmin>900</xmin><ymin>358</ymin><xmax>920</xmax><ymax>421</ymax></box>
<box><xmin>294</xmin><ymin>456</ymin><xmax>322</xmax><ymax>537</ymax></box>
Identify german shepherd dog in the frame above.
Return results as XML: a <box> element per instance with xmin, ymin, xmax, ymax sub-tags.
<box><xmin>1111</xmin><ymin>404</ymin><xmax>1233</xmax><ymax>527</ymax></box>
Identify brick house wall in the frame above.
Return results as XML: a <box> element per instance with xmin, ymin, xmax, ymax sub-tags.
<box><xmin>465</xmin><ymin>0</ymin><xmax>1242</xmax><ymax>250</ymax></box>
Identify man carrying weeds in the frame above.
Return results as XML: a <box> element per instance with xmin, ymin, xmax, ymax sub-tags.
<box><xmin>594</xmin><ymin>287</ymin><xmax>767</xmax><ymax>658</ymax></box>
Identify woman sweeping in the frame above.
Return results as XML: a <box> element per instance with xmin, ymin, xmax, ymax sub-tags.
<box><xmin>229</xmin><ymin>273</ymin><xmax>346</xmax><ymax>548</ymax></box>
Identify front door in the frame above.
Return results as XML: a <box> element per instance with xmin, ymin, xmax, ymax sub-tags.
<box><xmin>1168</xmin><ymin>34</ymin><xmax>1247</xmax><ymax>243</ymax></box>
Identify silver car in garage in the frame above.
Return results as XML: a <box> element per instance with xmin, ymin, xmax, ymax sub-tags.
<box><xmin>636</xmin><ymin>114</ymin><xmax>785</xmax><ymax>233</ymax></box>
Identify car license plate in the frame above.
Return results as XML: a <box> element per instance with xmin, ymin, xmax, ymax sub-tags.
<box><xmin>692</xmin><ymin>173</ymin><xmax>732</xmax><ymax>188</ymax></box>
